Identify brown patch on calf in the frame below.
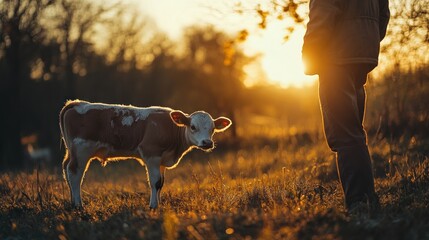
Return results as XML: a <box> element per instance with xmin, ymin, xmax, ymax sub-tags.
<box><xmin>64</xmin><ymin>107</ymin><xmax>149</xmax><ymax>151</ymax></box>
<box><xmin>139</xmin><ymin>112</ymin><xmax>185</xmax><ymax>159</ymax></box>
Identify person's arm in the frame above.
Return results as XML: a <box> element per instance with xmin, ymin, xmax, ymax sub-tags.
<box><xmin>302</xmin><ymin>0</ymin><xmax>342</xmax><ymax>75</ymax></box>
<box><xmin>379</xmin><ymin>0</ymin><xmax>390</xmax><ymax>41</ymax></box>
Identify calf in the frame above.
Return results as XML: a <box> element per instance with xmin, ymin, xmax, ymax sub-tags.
<box><xmin>59</xmin><ymin>100</ymin><xmax>231</xmax><ymax>209</ymax></box>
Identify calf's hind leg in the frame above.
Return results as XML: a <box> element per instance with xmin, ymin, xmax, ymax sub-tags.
<box><xmin>66</xmin><ymin>143</ymin><xmax>93</xmax><ymax>207</ymax></box>
<box><xmin>156</xmin><ymin>166</ymin><xmax>166</xmax><ymax>205</ymax></box>
<box><xmin>62</xmin><ymin>149</ymin><xmax>73</xmax><ymax>202</ymax></box>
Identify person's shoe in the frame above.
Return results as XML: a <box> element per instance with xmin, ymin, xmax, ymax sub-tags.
<box><xmin>347</xmin><ymin>194</ymin><xmax>380</xmax><ymax>217</ymax></box>
<box><xmin>348</xmin><ymin>201</ymin><xmax>369</xmax><ymax>216</ymax></box>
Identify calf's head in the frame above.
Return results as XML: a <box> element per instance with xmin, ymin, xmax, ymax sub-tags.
<box><xmin>170</xmin><ymin>110</ymin><xmax>232</xmax><ymax>151</ymax></box>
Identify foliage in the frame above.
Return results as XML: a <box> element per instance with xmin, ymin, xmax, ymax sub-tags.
<box><xmin>366</xmin><ymin>65</ymin><xmax>429</xmax><ymax>143</ymax></box>
<box><xmin>1</xmin><ymin>136</ymin><xmax>428</xmax><ymax>239</ymax></box>
<box><xmin>232</xmin><ymin>0</ymin><xmax>307</xmax><ymax>41</ymax></box>
<box><xmin>381</xmin><ymin>0</ymin><xmax>429</xmax><ymax>68</ymax></box>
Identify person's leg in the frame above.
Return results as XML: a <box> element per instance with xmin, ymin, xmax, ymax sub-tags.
<box><xmin>354</xmin><ymin>66</ymin><xmax>368</xmax><ymax>124</ymax></box>
<box><xmin>355</xmin><ymin>85</ymin><xmax>366</xmax><ymax>124</ymax></box>
<box><xmin>318</xmin><ymin>65</ymin><xmax>376</xmax><ymax>211</ymax></box>
<box><xmin>349</xmin><ymin>67</ymin><xmax>379</xmax><ymax>212</ymax></box>
<box><xmin>318</xmin><ymin>65</ymin><xmax>366</xmax><ymax>149</ymax></box>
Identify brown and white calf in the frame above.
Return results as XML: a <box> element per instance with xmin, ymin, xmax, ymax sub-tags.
<box><xmin>59</xmin><ymin>100</ymin><xmax>231</xmax><ymax>209</ymax></box>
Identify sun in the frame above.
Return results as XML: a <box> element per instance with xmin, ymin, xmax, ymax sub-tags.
<box><xmin>242</xmin><ymin>22</ymin><xmax>317</xmax><ymax>88</ymax></box>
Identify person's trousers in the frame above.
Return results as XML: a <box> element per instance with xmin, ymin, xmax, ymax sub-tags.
<box><xmin>318</xmin><ymin>64</ymin><xmax>376</xmax><ymax>209</ymax></box>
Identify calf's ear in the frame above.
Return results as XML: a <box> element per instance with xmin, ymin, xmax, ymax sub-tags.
<box><xmin>214</xmin><ymin>117</ymin><xmax>232</xmax><ymax>132</ymax></box>
<box><xmin>170</xmin><ymin>111</ymin><xmax>190</xmax><ymax>127</ymax></box>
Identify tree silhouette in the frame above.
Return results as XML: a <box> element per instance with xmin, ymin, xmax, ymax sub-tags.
<box><xmin>0</xmin><ymin>0</ymin><xmax>53</xmax><ymax>169</ymax></box>
<box><xmin>381</xmin><ymin>0</ymin><xmax>428</xmax><ymax>68</ymax></box>
<box><xmin>359</xmin><ymin>0</ymin><xmax>429</xmax><ymax>144</ymax></box>
<box><xmin>178</xmin><ymin>26</ymin><xmax>253</xmax><ymax>137</ymax></box>
<box><xmin>53</xmin><ymin>0</ymin><xmax>118</xmax><ymax>99</ymax></box>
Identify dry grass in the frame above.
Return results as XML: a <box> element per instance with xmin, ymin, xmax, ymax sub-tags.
<box><xmin>1</xmin><ymin>136</ymin><xmax>428</xmax><ymax>239</ymax></box>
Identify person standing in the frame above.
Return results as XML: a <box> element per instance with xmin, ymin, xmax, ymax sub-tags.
<box><xmin>302</xmin><ymin>0</ymin><xmax>390</xmax><ymax>213</ymax></box>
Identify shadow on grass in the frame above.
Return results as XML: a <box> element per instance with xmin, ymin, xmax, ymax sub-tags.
<box><xmin>0</xmin><ymin>203</ymin><xmax>164</xmax><ymax>239</ymax></box>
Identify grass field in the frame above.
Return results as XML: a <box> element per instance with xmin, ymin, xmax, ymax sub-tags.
<box><xmin>1</xmin><ymin>135</ymin><xmax>428</xmax><ymax>239</ymax></box>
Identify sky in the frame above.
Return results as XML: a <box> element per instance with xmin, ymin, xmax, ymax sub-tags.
<box><xmin>127</xmin><ymin>0</ymin><xmax>317</xmax><ymax>88</ymax></box>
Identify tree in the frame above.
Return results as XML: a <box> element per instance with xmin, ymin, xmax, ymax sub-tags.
<box><xmin>177</xmin><ymin>26</ymin><xmax>253</xmax><ymax>138</ymax></box>
<box><xmin>52</xmin><ymin>0</ymin><xmax>118</xmax><ymax>99</ymax></box>
<box><xmin>366</xmin><ymin>0</ymin><xmax>429</xmax><ymax>142</ymax></box>
<box><xmin>102</xmin><ymin>9</ymin><xmax>153</xmax><ymax>71</ymax></box>
<box><xmin>381</xmin><ymin>0</ymin><xmax>428</xmax><ymax>68</ymax></box>
<box><xmin>0</xmin><ymin>0</ymin><xmax>52</xmax><ymax>169</ymax></box>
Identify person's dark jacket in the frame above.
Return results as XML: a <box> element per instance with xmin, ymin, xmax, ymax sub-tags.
<box><xmin>302</xmin><ymin>0</ymin><xmax>390</xmax><ymax>75</ymax></box>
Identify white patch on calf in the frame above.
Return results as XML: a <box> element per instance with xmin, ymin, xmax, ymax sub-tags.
<box><xmin>121</xmin><ymin>115</ymin><xmax>134</xmax><ymax>126</ymax></box>
<box><xmin>71</xmin><ymin>137</ymin><xmax>117</xmax><ymax>167</ymax></box>
<box><xmin>134</xmin><ymin>106</ymin><xmax>173</xmax><ymax>122</ymax></box>
<box><xmin>70</xmin><ymin>100</ymin><xmax>173</xmax><ymax>123</ymax></box>
<box><xmin>73</xmin><ymin>137</ymin><xmax>87</xmax><ymax>146</ymax></box>
<box><xmin>72</xmin><ymin>137</ymin><xmax>110</xmax><ymax>150</ymax></box>
<box><xmin>74</xmin><ymin>101</ymin><xmax>112</xmax><ymax>114</ymax></box>
<box><xmin>114</xmin><ymin>108</ymin><xmax>130</xmax><ymax>116</ymax></box>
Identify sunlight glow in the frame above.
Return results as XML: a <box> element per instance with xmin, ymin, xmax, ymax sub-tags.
<box><xmin>135</xmin><ymin>0</ymin><xmax>317</xmax><ymax>88</ymax></box>
<box><xmin>242</xmin><ymin>23</ymin><xmax>317</xmax><ymax>88</ymax></box>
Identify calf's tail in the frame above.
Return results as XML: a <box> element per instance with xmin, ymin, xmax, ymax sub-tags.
<box><xmin>59</xmin><ymin>100</ymin><xmax>82</xmax><ymax>180</ymax></box>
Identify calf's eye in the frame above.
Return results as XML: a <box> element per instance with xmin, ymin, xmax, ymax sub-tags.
<box><xmin>190</xmin><ymin>125</ymin><xmax>197</xmax><ymax>131</ymax></box>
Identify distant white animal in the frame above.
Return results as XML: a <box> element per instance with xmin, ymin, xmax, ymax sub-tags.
<box><xmin>59</xmin><ymin>100</ymin><xmax>232</xmax><ymax>209</ymax></box>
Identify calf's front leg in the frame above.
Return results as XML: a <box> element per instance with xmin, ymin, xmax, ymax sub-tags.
<box><xmin>145</xmin><ymin>159</ymin><xmax>163</xmax><ymax>209</ymax></box>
